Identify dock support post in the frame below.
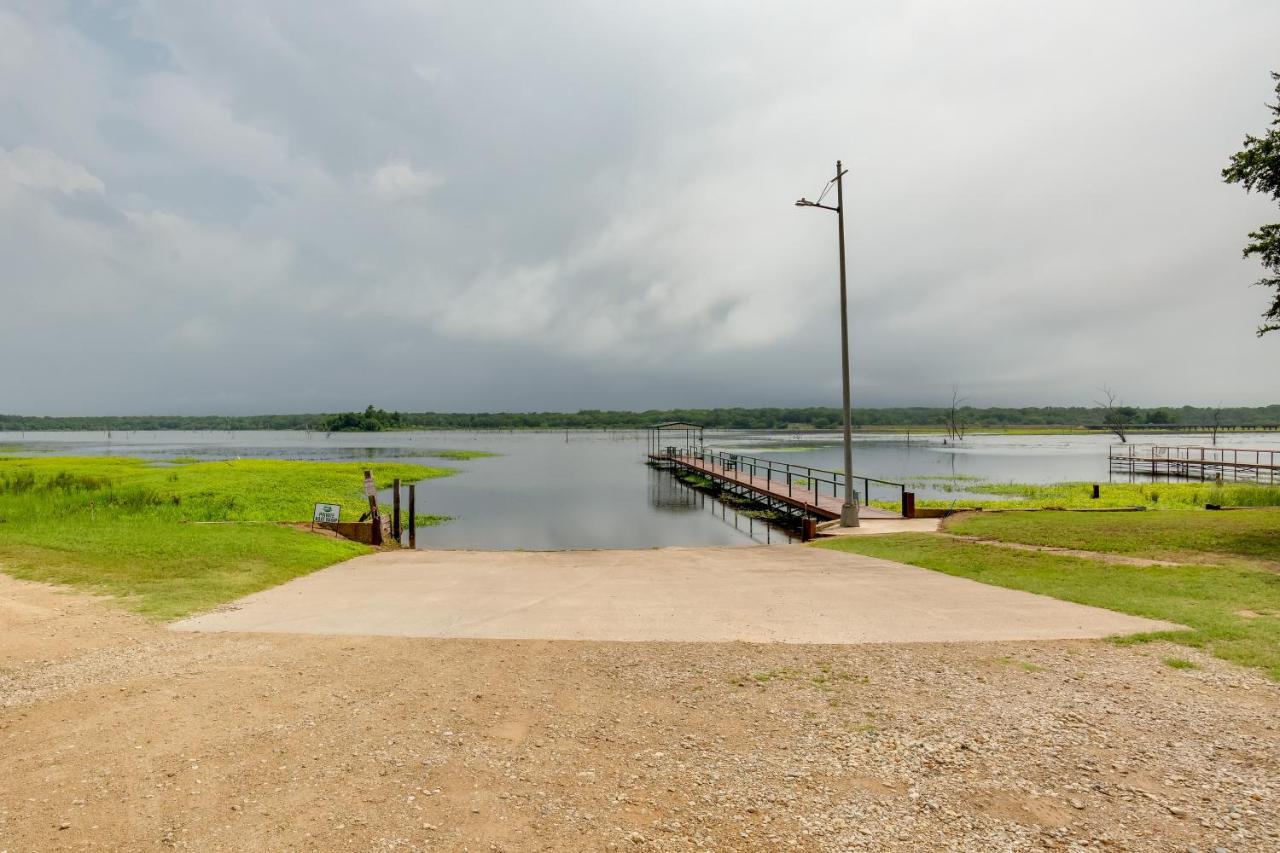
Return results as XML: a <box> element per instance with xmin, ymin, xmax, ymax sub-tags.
<box><xmin>363</xmin><ymin>469</ymin><xmax>382</xmax><ymax>546</ymax></box>
<box><xmin>408</xmin><ymin>485</ymin><xmax>416</xmax><ymax>549</ymax></box>
<box><xmin>392</xmin><ymin>478</ymin><xmax>401</xmax><ymax>543</ymax></box>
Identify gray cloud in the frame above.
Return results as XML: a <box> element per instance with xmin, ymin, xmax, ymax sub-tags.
<box><xmin>1</xmin><ymin>0</ymin><xmax>1278</xmax><ymax>416</ymax></box>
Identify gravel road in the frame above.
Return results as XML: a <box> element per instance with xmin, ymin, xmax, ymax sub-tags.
<box><xmin>2</xmin><ymin>572</ymin><xmax>1277</xmax><ymax>852</ymax></box>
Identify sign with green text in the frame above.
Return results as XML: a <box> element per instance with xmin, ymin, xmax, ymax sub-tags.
<box><xmin>313</xmin><ymin>503</ymin><xmax>341</xmax><ymax>524</ymax></box>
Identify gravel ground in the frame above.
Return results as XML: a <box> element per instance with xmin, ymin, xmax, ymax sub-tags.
<box><xmin>1</xmin><ymin>573</ymin><xmax>1278</xmax><ymax>852</ymax></box>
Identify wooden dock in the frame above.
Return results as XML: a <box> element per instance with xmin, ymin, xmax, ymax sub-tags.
<box><xmin>650</xmin><ymin>450</ymin><xmax>904</xmax><ymax>521</ymax></box>
<box><xmin>1109</xmin><ymin>445</ymin><xmax>1280</xmax><ymax>484</ymax></box>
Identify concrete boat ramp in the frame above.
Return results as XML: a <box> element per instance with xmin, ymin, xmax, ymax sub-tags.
<box><xmin>172</xmin><ymin>544</ymin><xmax>1176</xmax><ymax>643</ymax></box>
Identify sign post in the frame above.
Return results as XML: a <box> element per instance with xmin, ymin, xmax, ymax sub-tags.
<box><xmin>363</xmin><ymin>469</ymin><xmax>382</xmax><ymax>546</ymax></box>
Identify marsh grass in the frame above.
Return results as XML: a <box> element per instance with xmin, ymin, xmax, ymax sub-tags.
<box><xmin>426</xmin><ymin>450</ymin><xmax>497</xmax><ymax>460</ymax></box>
<box><xmin>0</xmin><ymin>456</ymin><xmax>453</xmax><ymax>619</ymax></box>
<box><xmin>905</xmin><ymin>474</ymin><xmax>986</xmax><ymax>483</ymax></box>
<box><xmin>673</xmin><ymin>470</ymin><xmax>715</xmax><ymax>489</ymax></box>
<box><xmin>980</xmin><ymin>481</ymin><xmax>1280</xmax><ymax>509</ymax></box>
<box><xmin>668</xmin><ymin>468</ymin><xmax>787</xmax><ymax>520</ymax></box>
<box><xmin>381</xmin><ymin>510</ymin><xmax>453</xmax><ymax>529</ymax></box>
<box><xmin>873</xmin><ymin>480</ymin><xmax>1280</xmax><ymax>511</ymax></box>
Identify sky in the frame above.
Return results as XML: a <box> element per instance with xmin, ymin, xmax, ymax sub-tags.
<box><xmin>1</xmin><ymin>0</ymin><xmax>1278</xmax><ymax>416</ymax></box>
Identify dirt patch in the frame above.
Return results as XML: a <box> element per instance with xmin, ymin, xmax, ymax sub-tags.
<box><xmin>939</xmin><ymin>533</ymin><xmax>1183</xmax><ymax>566</ymax></box>
<box><xmin>965</xmin><ymin>791</ymin><xmax>1077</xmax><ymax>827</ymax></box>
<box><xmin>1</xmin><ymin>573</ymin><xmax>1277</xmax><ymax>851</ymax></box>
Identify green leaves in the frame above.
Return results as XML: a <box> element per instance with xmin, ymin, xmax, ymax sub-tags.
<box><xmin>1224</xmin><ymin>72</ymin><xmax>1280</xmax><ymax>335</ymax></box>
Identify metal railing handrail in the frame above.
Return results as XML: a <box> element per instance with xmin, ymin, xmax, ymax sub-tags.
<box><xmin>663</xmin><ymin>445</ymin><xmax>906</xmax><ymax>507</ymax></box>
<box><xmin>1110</xmin><ymin>444</ymin><xmax>1278</xmax><ymax>463</ymax></box>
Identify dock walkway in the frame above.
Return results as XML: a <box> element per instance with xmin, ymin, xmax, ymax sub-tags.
<box><xmin>1109</xmin><ymin>444</ymin><xmax>1279</xmax><ymax>484</ymax></box>
<box><xmin>651</xmin><ymin>451</ymin><xmax>903</xmax><ymax>520</ymax></box>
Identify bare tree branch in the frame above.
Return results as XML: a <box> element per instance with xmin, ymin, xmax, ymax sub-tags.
<box><xmin>946</xmin><ymin>386</ymin><xmax>968</xmax><ymax>442</ymax></box>
<box><xmin>1095</xmin><ymin>384</ymin><xmax>1133</xmax><ymax>444</ymax></box>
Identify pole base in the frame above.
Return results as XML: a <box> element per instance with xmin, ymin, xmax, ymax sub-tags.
<box><xmin>840</xmin><ymin>503</ymin><xmax>860</xmax><ymax>528</ymax></box>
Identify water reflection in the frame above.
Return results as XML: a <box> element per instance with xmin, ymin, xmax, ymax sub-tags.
<box><xmin>647</xmin><ymin>467</ymin><xmax>795</xmax><ymax>546</ymax></box>
<box><xmin>4</xmin><ymin>428</ymin><xmax>1277</xmax><ymax>549</ymax></box>
<box><xmin>647</xmin><ymin>466</ymin><xmax>700</xmax><ymax>511</ymax></box>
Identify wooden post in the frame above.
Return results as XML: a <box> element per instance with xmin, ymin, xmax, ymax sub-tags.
<box><xmin>392</xmin><ymin>478</ymin><xmax>402</xmax><ymax>543</ymax></box>
<box><xmin>363</xmin><ymin>469</ymin><xmax>382</xmax><ymax>546</ymax></box>
<box><xmin>408</xmin><ymin>484</ymin><xmax>417</xmax><ymax>549</ymax></box>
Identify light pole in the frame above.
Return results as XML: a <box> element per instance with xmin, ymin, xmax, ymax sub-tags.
<box><xmin>796</xmin><ymin>160</ymin><xmax>858</xmax><ymax>527</ymax></box>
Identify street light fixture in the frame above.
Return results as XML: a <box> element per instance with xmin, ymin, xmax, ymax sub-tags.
<box><xmin>795</xmin><ymin>159</ymin><xmax>858</xmax><ymax>528</ymax></box>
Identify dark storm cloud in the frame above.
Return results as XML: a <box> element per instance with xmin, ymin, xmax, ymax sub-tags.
<box><xmin>1</xmin><ymin>0</ymin><xmax>1277</xmax><ymax>415</ymax></box>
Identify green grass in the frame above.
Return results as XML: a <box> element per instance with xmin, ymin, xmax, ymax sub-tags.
<box><xmin>1164</xmin><ymin>657</ymin><xmax>1199</xmax><ymax>670</ymax></box>
<box><xmin>0</xmin><ymin>522</ymin><xmax>369</xmax><ymax>620</ymax></box>
<box><xmin>425</xmin><ymin>450</ymin><xmax>497</xmax><ymax>460</ymax></box>
<box><xmin>667</xmin><ymin>467</ymin><xmax>786</xmax><ymax>520</ymax></box>
<box><xmin>946</xmin><ymin>508</ymin><xmax>1280</xmax><ymax>564</ymax></box>
<box><xmin>813</xmin><ymin>533</ymin><xmax>1280</xmax><ymax>680</ymax></box>
<box><xmin>882</xmin><ymin>480</ymin><xmax>1280</xmax><ymax>510</ymax></box>
<box><xmin>0</xmin><ymin>456</ymin><xmax>453</xmax><ymax>619</ymax></box>
<box><xmin>382</xmin><ymin>510</ymin><xmax>453</xmax><ymax>529</ymax></box>
<box><xmin>672</xmin><ymin>470</ymin><xmax>715</xmax><ymax>489</ymax></box>
<box><xmin>0</xmin><ymin>456</ymin><xmax>452</xmax><ymax>523</ymax></box>
<box><xmin>904</xmin><ymin>474</ymin><xmax>986</xmax><ymax>482</ymax></box>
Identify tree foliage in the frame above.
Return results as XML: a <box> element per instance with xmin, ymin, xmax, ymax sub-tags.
<box><xmin>3</xmin><ymin>404</ymin><xmax>1280</xmax><ymax>432</ymax></box>
<box><xmin>318</xmin><ymin>405</ymin><xmax>403</xmax><ymax>432</ymax></box>
<box><xmin>1223</xmin><ymin>72</ymin><xmax>1280</xmax><ymax>335</ymax></box>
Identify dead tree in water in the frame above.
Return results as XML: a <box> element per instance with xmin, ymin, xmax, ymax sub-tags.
<box><xmin>945</xmin><ymin>386</ymin><xmax>968</xmax><ymax>442</ymax></box>
<box><xmin>1210</xmin><ymin>406</ymin><xmax>1223</xmax><ymax>446</ymax></box>
<box><xmin>1097</xmin><ymin>385</ymin><xmax>1135</xmax><ymax>444</ymax></box>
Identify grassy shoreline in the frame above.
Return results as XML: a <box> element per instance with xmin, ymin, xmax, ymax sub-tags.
<box><xmin>816</xmin><ymin>509</ymin><xmax>1280</xmax><ymax>679</ymax></box>
<box><xmin>0</xmin><ymin>456</ymin><xmax>455</xmax><ymax>619</ymax></box>
<box><xmin>873</xmin><ymin>479</ymin><xmax>1280</xmax><ymax>511</ymax></box>
<box><xmin>944</xmin><ymin>507</ymin><xmax>1280</xmax><ymax>565</ymax></box>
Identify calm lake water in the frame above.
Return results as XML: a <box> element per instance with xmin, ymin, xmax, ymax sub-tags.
<box><xmin>3</xmin><ymin>429</ymin><xmax>1277</xmax><ymax>549</ymax></box>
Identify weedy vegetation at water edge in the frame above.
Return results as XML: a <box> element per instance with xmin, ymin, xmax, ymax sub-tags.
<box><xmin>0</xmin><ymin>456</ymin><xmax>456</xmax><ymax>619</ymax></box>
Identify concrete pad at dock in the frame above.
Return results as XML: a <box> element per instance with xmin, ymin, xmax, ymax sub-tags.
<box><xmin>819</xmin><ymin>517</ymin><xmax>942</xmax><ymax>536</ymax></box>
<box><xmin>172</xmin><ymin>546</ymin><xmax>1177</xmax><ymax>643</ymax></box>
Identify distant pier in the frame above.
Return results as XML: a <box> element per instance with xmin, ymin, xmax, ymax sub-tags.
<box><xmin>1109</xmin><ymin>444</ymin><xmax>1279</xmax><ymax>484</ymax></box>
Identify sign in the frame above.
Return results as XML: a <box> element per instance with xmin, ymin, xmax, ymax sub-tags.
<box><xmin>363</xmin><ymin>477</ymin><xmax>377</xmax><ymax>497</ymax></box>
<box><xmin>313</xmin><ymin>503</ymin><xmax>341</xmax><ymax>524</ymax></box>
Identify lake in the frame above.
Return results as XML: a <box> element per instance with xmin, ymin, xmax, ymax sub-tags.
<box><xmin>3</xmin><ymin>429</ymin><xmax>1277</xmax><ymax>549</ymax></box>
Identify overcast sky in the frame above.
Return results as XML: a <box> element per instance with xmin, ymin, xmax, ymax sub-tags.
<box><xmin>1</xmin><ymin>1</ymin><xmax>1278</xmax><ymax>415</ymax></box>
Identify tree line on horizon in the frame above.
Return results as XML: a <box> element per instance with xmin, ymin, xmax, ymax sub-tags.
<box><xmin>2</xmin><ymin>404</ymin><xmax>1279</xmax><ymax>433</ymax></box>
